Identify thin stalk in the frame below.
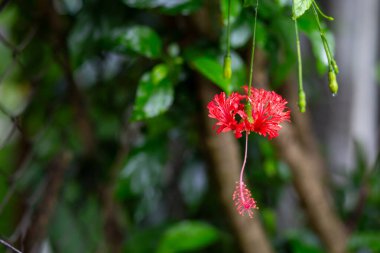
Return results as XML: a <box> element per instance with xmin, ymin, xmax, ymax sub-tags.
<box><xmin>312</xmin><ymin>4</ymin><xmax>334</xmax><ymax>71</ymax></box>
<box><xmin>0</xmin><ymin>239</ymin><xmax>22</xmax><ymax>253</ymax></box>
<box><xmin>247</xmin><ymin>0</ymin><xmax>259</xmax><ymax>97</ymax></box>
<box><xmin>312</xmin><ymin>0</ymin><xmax>334</xmax><ymax>21</ymax></box>
<box><xmin>294</xmin><ymin>18</ymin><xmax>303</xmax><ymax>93</ymax></box>
<box><xmin>226</xmin><ymin>0</ymin><xmax>232</xmax><ymax>57</ymax></box>
<box><xmin>239</xmin><ymin>132</ymin><xmax>249</xmax><ymax>202</ymax></box>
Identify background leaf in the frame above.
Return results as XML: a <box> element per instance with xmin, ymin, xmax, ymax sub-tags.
<box><xmin>185</xmin><ymin>49</ymin><xmax>229</xmax><ymax>92</ymax></box>
<box><xmin>157</xmin><ymin>221</ymin><xmax>219</xmax><ymax>253</ymax></box>
<box><xmin>115</xmin><ymin>25</ymin><xmax>162</xmax><ymax>58</ymax></box>
<box><xmin>131</xmin><ymin>64</ymin><xmax>174</xmax><ymax>120</ymax></box>
<box><xmin>292</xmin><ymin>0</ymin><xmax>312</xmax><ymax>19</ymax></box>
<box><xmin>220</xmin><ymin>0</ymin><xmax>242</xmax><ymax>25</ymax></box>
<box><xmin>122</xmin><ymin>0</ymin><xmax>202</xmax><ymax>14</ymax></box>
<box><xmin>349</xmin><ymin>232</ymin><xmax>380</xmax><ymax>252</ymax></box>
<box><xmin>243</xmin><ymin>0</ymin><xmax>255</xmax><ymax>7</ymax></box>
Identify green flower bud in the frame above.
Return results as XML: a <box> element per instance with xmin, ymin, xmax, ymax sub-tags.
<box><xmin>298</xmin><ymin>90</ymin><xmax>306</xmax><ymax>113</ymax></box>
<box><xmin>328</xmin><ymin>71</ymin><xmax>338</xmax><ymax>95</ymax></box>
<box><xmin>223</xmin><ymin>55</ymin><xmax>232</xmax><ymax>79</ymax></box>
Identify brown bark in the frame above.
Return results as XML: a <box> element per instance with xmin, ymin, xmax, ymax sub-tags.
<box><xmin>253</xmin><ymin>50</ymin><xmax>347</xmax><ymax>253</ymax></box>
<box><xmin>274</xmin><ymin>122</ymin><xmax>347</xmax><ymax>253</ymax></box>
<box><xmin>23</xmin><ymin>151</ymin><xmax>71</xmax><ymax>253</ymax></box>
<box><xmin>198</xmin><ymin>78</ymin><xmax>274</xmax><ymax>253</ymax></box>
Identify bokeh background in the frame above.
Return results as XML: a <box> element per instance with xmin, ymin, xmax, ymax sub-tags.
<box><xmin>0</xmin><ymin>0</ymin><xmax>379</xmax><ymax>253</ymax></box>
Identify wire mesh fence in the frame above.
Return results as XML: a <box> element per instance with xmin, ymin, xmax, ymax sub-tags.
<box><xmin>0</xmin><ymin>3</ymin><xmax>38</xmax><ymax>252</ymax></box>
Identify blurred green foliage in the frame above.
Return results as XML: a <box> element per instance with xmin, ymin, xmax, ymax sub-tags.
<box><xmin>0</xmin><ymin>0</ymin><xmax>379</xmax><ymax>253</ymax></box>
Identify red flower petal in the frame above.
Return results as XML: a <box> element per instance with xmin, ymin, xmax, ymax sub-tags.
<box><xmin>243</xmin><ymin>86</ymin><xmax>290</xmax><ymax>139</ymax></box>
<box><xmin>207</xmin><ymin>92</ymin><xmax>245</xmax><ymax>138</ymax></box>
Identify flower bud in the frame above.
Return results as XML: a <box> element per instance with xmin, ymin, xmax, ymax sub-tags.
<box><xmin>298</xmin><ymin>90</ymin><xmax>306</xmax><ymax>113</ymax></box>
<box><xmin>328</xmin><ymin>71</ymin><xmax>338</xmax><ymax>95</ymax></box>
<box><xmin>223</xmin><ymin>55</ymin><xmax>232</xmax><ymax>79</ymax></box>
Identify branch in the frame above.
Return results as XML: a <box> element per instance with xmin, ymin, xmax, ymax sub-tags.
<box><xmin>0</xmin><ymin>239</ymin><xmax>22</xmax><ymax>253</ymax></box>
<box><xmin>23</xmin><ymin>151</ymin><xmax>71</xmax><ymax>253</ymax></box>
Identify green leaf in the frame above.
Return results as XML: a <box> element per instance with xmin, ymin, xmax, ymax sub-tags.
<box><xmin>122</xmin><ymin>0</ymin><xmax>202</xmax><ymax>14</ymax></box>
<box><xmin>157</xmin><ymin>221</ymin><xmax>219</xmax><ymax>253</ymax></box>
<box><xmin>50</xmin><ymin>203</ymin><xmax>87</xmax><ymax>253</ymax></box>
<box><xmin>115</xmin><ymin>25</ymin><xmax>162</xmax><ymax>58</ymax></box>
<box><xmin>349</xmin><ymin>232</ymin><xmax>380</xmax><ymax>252</ymax></box>
<box><xmin>261</xmin><ymin>208</ymin><xmax>277</xmax><ymax>236</ymax></box>
<box><xmin>287</xmin><ymin>230</ymin><xmax>324</xmax><ymax>253</ymax></box>
<box><xmin>220</xmin><ymin>0</ymin><xmax>242</xmax><ymax>25</ymax></box>
<box><xmin>185</xmin><ymin>49</ymin><xmax>229</xmax><ymax>92</ymax></box>
<box><xmin>292</xmin><ymin>0</ymin><xmax>312</xmax><ymax>19</ymax></box>
<box><xmin>243</xmin><ymin>0</ymin><xmax>255</xmax><ymax>7</ymax></box>
<box><xmin>131</xmin><ymin>64</ymin><xmax>174</xmax><ymax>121</ymax></box>
<box><xmin>125</xmin><ymin>227</ymin><xmax>165</xmax><ymax>253</ymax></box>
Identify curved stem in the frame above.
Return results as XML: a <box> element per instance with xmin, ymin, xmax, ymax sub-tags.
<box><xmin>312</xmin><ymin>4</ymin><xmax>334</xmax><ymax>71</ymax></box>
<box><xmin>239</xmin><ymin>132</ymin><xmax>249</xmax><ymax>202</ymax></box>
<box><xmin>312</xmin><ymin>1</ymin><xmax>334</xmax><ymax>21</ymax></box>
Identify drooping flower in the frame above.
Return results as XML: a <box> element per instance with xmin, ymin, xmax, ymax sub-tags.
<box><xmin>207</xmin><ymin>92</ymin><xmax>245</xmax><ymax>138</ymax></box>
<box><xmin>207</xmin><ymin>86</ymin><xmax>290</xmax><ymax>218</ymax></box>
<box><xmin>243</xmin><ymin>86</ymin><xmax>291</xmax><ymax>139</ymax></box>
<box><xmin>207</xmin><ymin>87</ymin><xmax>290</xmax><ymax>139</ymax></box>
<box><xmin>232</xmin><ymin>181</ymin><xmax>258</xmax><ymax>218</ymax></box>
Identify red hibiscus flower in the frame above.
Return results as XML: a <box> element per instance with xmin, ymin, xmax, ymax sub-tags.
<box><xmin>207</xmin><ymin>92</ymin><xmax>245</xmax><ymax>138</ymax></box>
<box><xmin>207</xmin><ymin>86</ymin><xmax>290</xmax><ymax>139</ymax></box>
<box><xmin>207</xmin><ymin>86</ymin><xmax>290</xmax><ymax>218</ymax></box>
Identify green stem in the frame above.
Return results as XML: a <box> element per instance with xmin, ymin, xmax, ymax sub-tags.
<box><xmin>294</xmin><ymin>18</ymin><xmax>303</xmax><ymax>93</ymax></box>
<box><xmin>312</xmin><ymin>4</ymin><xmax>335</xmax><ymax>71</ymax></box>
<box><xmin>294</xmin><ymin>16</ymin><xmax>306</xmax><ymax>112</ymax></box>
<box><xmin>247</xmin><ymin>0</ymin><xmax>259</xmax><ymax>96</ymax></box>
<box><xmin>226</xmin><ymin>0</ymin><xmax>232</xmax><ymax>57</ymax></box>
<box><xmin>312</xmin><ymin>1</ymin><xmax>334</xmax><ymax>21</ymax></box>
